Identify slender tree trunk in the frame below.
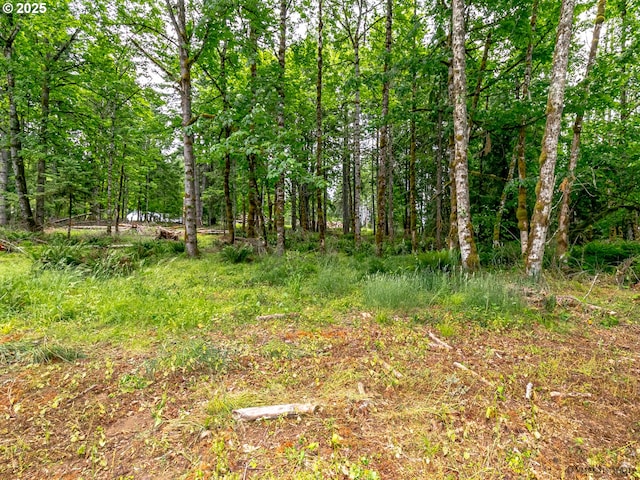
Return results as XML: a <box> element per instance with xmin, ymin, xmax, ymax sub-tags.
<box><xmin>451</xmin><ymin>0</ymin><xmax>479</xmax><ymax>271</ymax></box>
<box><xmin>435</xmin><ymin>108</ymin><xmax>444</xmax><ymax>250</ymax></box>
<box><xmin>275</xmin><ymin>0</ymin><xmax>287</xmax><ymax>255</ymax></box>
<box><xmin>106</xmin><ymin>110</ymin><xmax>117</xmax><ymax>235</ymax></box>
<box><xmin>291</xmin><ymin>179</ymin><xmax>298</xmax><ymax>232</ymax></box>
<box><xmin>557</xmin><ymin>0</ymin><xmax>605</xmax><ymax>260</ymax></box>
<box><xmin>387</xmin><ymin>130</ymin><xmax>394</xmax><ymax>241</ymax></box>
<box><xmin>353</xmin><ymin>39</ymin><xmax>363</xmax><ymax>246</ymax></box>
<box><xmin>36</xmin><ymin>68</ymin><xmax>50</xmax><ymax>230</ymax></box>
<box><xmin>409</xmin><ymin>84</ymin><xmax>417</xmax><ymax>253</ymax></box>
<box><xmin>0</xmin><ymin>144</ymin><xmax>8</xmax><ymax>226</ymax></box>
<box><xmin>316</xmin><ymin>0</ymin><xmax>326</xmax><ymax>252</ymax></box>
<box><xmin>342</xmin><ymin>119</ymin><xmax>351</xmax><ymax>234</ymax></box>
<box><xmin>115</xmin><ymin>164</ymin><xmax>125</xmax><ymax>235</ymax></box>
<box><xmin>525</xmin><ymin>0</ymin><xmax>575</xmax><ymax>277</ymax></box>
<box><xmin>5</xmin><ymin>26</ymin><xmax>36</xmax><ymax>231</ymax></box>
<box><xmin>447</xmin><ymin>51</ymin><xmax>458</xmax><ymax>252</ymax></box>
<box><xmin>376</xmin><ymin>0</ymin><xmax>392</xmax><ymax>256</ymax></box>
<box><xmin>247</xmin><ymin>21</ymin><xmax>260</xmax><ymax>239</ymax></box>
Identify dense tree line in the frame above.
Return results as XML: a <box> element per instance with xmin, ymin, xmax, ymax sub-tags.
<box><xmin>1</xmin><ymin>0</ymin><xmax>638</xmax><ymax>273</ymax></box>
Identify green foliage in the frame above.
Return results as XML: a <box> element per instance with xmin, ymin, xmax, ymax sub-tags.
<box><xmin>363</xmin><ymin>273</ymin><xmax>430</xmax><ymax>310</ymax></box>
<box><xmin>145</xmin><ymin>340</ymin><xmax>231</xmax><ymax>377</ymax></box>
<box><xmin>220</xmin><ymin>244</ymin><xmax>253</xmax><ymax>263</ymax></box>
<box><xmin>569</xmin><ymin>241</ymin><xmax>640</xmax><ymax>273</ymax></box>
<box><xmin>0</xmin><ymin>340</ymin><xmax>84</xmax><ymax>365</ymax></box>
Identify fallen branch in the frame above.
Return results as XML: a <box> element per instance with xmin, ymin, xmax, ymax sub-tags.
<box><xmin>550</xmin><ymin>391</ymin><xmax>592</xmax><ymax>399</ymax></box>
<box><xmin>453</xmin><ymin>361</ymin><xmax>493</xmax><ymax>387</ymax></box>
<box><xmin>427</xmin><ymin>331</ymin><xmax>453</xmax><ymax>350</ymax></box>
<box><xmin>232</xmin><ymin>403</ymin><xmax>318</xmax><ymax>421</ymax></box>
<box><xmin>380</xmin><ymin>360</ymin><xmax>403</xmax><ymax>379</ymax></box>
<box><xmin>555</xmin><ymin>295</ymin><xmax>617</xmax><ymax>316</ymax></box>
<box><xmin>156</xmin><ymin>227</ymin><xmax>181</xmax><ymax>241</ymax></box>
<box><xmin>256</xmin><ymin>313</ymin><xmax>300</xmax><ymax>321</ymax></box>
<box><xmin>0</xmin><ymin>239</ymin><xmax>26</xmax><ymax>254</ymax></box>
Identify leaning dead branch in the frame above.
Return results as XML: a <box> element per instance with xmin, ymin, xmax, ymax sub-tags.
<box><xmin>232</xmin><ymin>403</ymin><xmax>318</xmax><ymax>421</ymax></box>
<box><xmin>427</xmin><ymin>331</ymin><xmax>453</xmax><ymax>350</ymax></box>
<box><xmin>453</xmin><ymin>361</ymin><xmax>493</xmax><ymax>387</ymax></box>
<box><xmin>255</xmin><ymin>313</ymin><xmax>300</xmax><ymax>321</ymax></box>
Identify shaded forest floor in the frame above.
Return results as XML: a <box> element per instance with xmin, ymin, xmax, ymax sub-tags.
<box><xmin>1</xmin><ymin>229</ymin><xmax>640</xmax><ymax>479</ymax></box>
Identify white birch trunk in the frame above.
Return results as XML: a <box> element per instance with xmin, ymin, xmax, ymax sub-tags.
<box><xmin>525</xmin><ymin>0</ymin><xmax>576</xmax><ymax>277</ymax></box>
<box><xmin>451</xmin><ymin>0</ymin><xmax>479</xmax><ymax>271</ymax></box>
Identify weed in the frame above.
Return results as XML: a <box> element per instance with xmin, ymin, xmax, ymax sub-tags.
<box><xmin>144</xmin><ymin>340</ymin><xmax>230</xmax><ymax>377</ymax></box>
<box><xmin>362</xmin><ymin>273</ymin><xmax>428</xmax><ymax>310</ymax></box>
<box><xmin>0</xmin><ymin>339</ymin><xmax>84</xmax><ymax>364</ymax></box>
<box><xmin>220</xmin><ymin>244</ymin><xmax>253</xmax><ymax>263</ymax></box>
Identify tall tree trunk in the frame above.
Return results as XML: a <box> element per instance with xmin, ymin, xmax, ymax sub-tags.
<box><xmin>342</xmin><ymin>116</ymin><xmax>351</xmax><ymax>234</ymax></box>
<box><xmin>353</xmin><ymin>38</ymin><xmax>363</xmax><ymax>246</ymax></box>
<box><xmin>376</xmin><ymin>0</ymin><xmax>392</xmax><ymax>256</ymax></box>
<box><xmin>247</xmin><ymin>21</ymin><xmax>260</xmax><ymax>239</ymax></box>
<box><xmin>167</xmin><ymin>0</ymin><xmax>198</xmax><ymax>256</ymax></box>
<box><xmin>557</xmin><ymin>0</ymin><xmax>606</xmax><ymax>260</ymax></box>
<box><xmin>435</xmin><ymin>108</ymin><xmax>444</xmax><ymax>250</ymax></box>
<box><xmin>219</xmin><ymin>38</ymin><xmax>235</xmax><ymax>244</ymax></box>
<box><xmin>5</xmin><ymin>24</ymin><xmax>36</xmax><ymax>231</ymax></box>
<box><xmin>316</xmin><ymin>0</ymin><xmax>326</xmax><ymax>252</ymax></box>
<box><xmin>106</xmin><ymin>109</ymin><xmax>117</xmax><ymax>235</ymax></box>
<box><xmin>525</xmin><ymin>0</ymin><xmax>575</xmax><ymax>277</ymax></box>
<box><xmin>451</xmin><ymin>0</ymin><xmax>479</xmax><ymax>271</ymax></box>
<box><xmin>275</xmin><ymin>0</ymin><xmax>287</xmax><ymax>255</ymax></box>
<box><xmin>447</xmin><ymin>50</ymin><xmax>458</xmax><ymax>252</ymax></box>
<box><xmin>291</xmin><ymin>179</ymin><xmax>298</xmax><ymax>232</ymax></box>
<box><xmin>0</xmin><ymin>142</ymin><xmax>8</xmax><ymax>226</ymax></box>
<box><xmin>36</xmin><ymin>68</ymin><xmax>50</xmax><ymax>230</ymax></box>
<box><xmin>409</xmin><ymin>84</ymin><xmax>417</xmax><ymax>253</ymax></box>
<box><xmin>387</xmin><ymin>130</ymin><xmax>394</xmax><ymax>241</ymax></box>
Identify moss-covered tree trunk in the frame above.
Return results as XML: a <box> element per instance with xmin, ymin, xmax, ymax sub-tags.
<box><xmin>451</xmin><ymin>0</ymin><xmax>479</xmax><ymax>271</ymax></box>
<box><xmin>525</xmin><ymin>0</ymin><xmax>575</xmax><ymax>277</ymax></box>
<box><xmin>0</xmin><ymin>145</ymin><xmax>8</xmax><ymax>226</ymax></box>
<box><xmin>557</xmin><ymin>0</ymin><xmax>606</xmax><ymax>260</ymax></box>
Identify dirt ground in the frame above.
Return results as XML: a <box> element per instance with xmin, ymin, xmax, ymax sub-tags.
<box><xmin>2</xmin><ymin>303</ymin><xmax>640</xmax><ymax>479</ymax></box>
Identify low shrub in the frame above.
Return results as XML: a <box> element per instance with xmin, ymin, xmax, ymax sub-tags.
<box><xmin>220</xmin><ymin>244</ymin><xmax>253</xmax><ymax>263</ymax></box>
<box><xmin>569</xmin><ymin>241</ymin><xmax>640</xmax><ymax>273</ymax></box>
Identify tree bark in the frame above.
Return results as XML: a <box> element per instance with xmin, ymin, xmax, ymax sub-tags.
<box><xmin>0</xmin><ymin>145</ymin><xmax>7</xmax><ymax>226</ymax></box>
<box><xmin>556</xmin><ymin>0</ymin><xmax>605</xmax><ymax>260</ymax></box>
<box><xmin>166</xmin><ymin>0</ymin><xmax>198</xmax><ymax>256</ymax></box>
<box><xmin>247</xmin><ymin>20</ymin><xmax>260</xmax><ymax>239</ymax></box>
<box><xmin>435</xmin><ymin>108</ymin><xmax>444</xmax><ymax>250</ymax></box>
<box><xmin>525</xmin><ymin>0</ymin><xmax>575</xmax><ymax>277</ymax></box>
<box><xmin>375</xmin><ymin>0</ymin><xmax>392</xmax><ymax>257</ymax></box>
<box><xmin>451</xmin><ymin>0</ymin><xmax>479</xmax><ymax>271</ymax></box>
<box><xmin>275</xmin><ymin>0</ymin><xmax>287</xmax><ymax>255</ymax></box>
<box><xmin>316</xmin><ymin>0</ymin><xmax>326</xmax><ymax>252</ymax></box>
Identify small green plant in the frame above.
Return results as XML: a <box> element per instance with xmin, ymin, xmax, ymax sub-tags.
<box><xmin>363</xmin><ymin>273</ymin><xmax>428</xmax><ymax>310</ymax></box>
<box><xmin>0</xmin><ymin>340</ymin><xmax>84</xmax><ymax>365</ymax></box>
<box><xmin>145</xmin><ymin>340</ymin><xmax>230</xmax><ymax>377</ymax></box>
<box><xmin>220</xmin><ymin>244</ymin><xmax>253</xmax><ymax>263</ymax></box>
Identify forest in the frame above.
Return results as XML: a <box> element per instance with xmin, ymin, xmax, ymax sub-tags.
<box><xmin>1</xmin><ymin>0</ymin><xmax>640</xmax><ymax>478</ymax></box>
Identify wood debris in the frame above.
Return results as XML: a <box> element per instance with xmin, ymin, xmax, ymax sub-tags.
<box><xmin>232</xmin><ymin>403</ymin><xmax>318</xmax><ymax>421</ymax></box>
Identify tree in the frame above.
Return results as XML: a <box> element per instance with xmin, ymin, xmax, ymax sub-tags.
<box><xmin>556</xmin><ymin>0</ymin><xmax>606</xmax><ymax>260</ymax></box>
<box><xmin>451</xmin><ymin>0</ymin><xmax>479</xmax><ymax>271</ymax></box>
<box><xmin>525</xmin><ymin>0</ymin><xmax>576</xmax><ymax>277</ymax></box>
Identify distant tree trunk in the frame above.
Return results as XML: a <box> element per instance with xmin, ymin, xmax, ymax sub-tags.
<box><xmin>247</xmin><ymin>21</ymin><xmax>260</xmax><ymax>239</ymax></box>
<box><xmin>409</xmin><ymin>83</ymin><xmax>417</xmax><ymax>253</ymax></box>
<box><xmin>375</xmin><ymin>0</ymin><xmax>392</xmax><ymax>257</ymax></box>
<box><xmin>0</xmin><ymin>144</ymin><xmax>8</xmax><ymax>226</ymax></box>
<box><xmin>451</xmin><ymin>0</ymin><xmax>479</xmax><ymax>271</ymax></box>
<box><xmin>435</xmin><ymin>108</ymin><xmax>444</xmax><ymax>250</ymax></box>
<box><xmin>342</xmin><ymin>121</ymin><xmax>351</xmax><ymax>234</ymax></box>
<box><xmin>316</xmin><ymin>0</ymin><xmax>326</xmax><ymax>252</ymax></box>
<box><xmin>525</xmin><ymin>0</ymin><xmax>575</xmax><ymax>277</ymax></box>
<box><xmin>353</xmin><ymin>38</ymin><xmax>362</xmax><ymax>246</ymax></box>
<box><xmin>275</xmin><ymin>0</ymin><xmax>287</xmax><ymax>255</ymax></box>
<box><xmin>115</xmin><ymin>164</ymin><xmax>125</xmax><ymax>235</ymax></box>
<box><xmin>290</xmin><ymin>179</ymin><xmax>298</xmax><ymax>232</ymax></box>
<box><xmin>557</xmin><ymin>0</ymin><xmax>605</xmax><ymax>260</ymax></box>
<box><xmin>387</xmin><ymin>131</ymin><xmax>394</xmax><ymax>241</ymax></box>
<box><xmin>447</xmin><ymin>54</ymin><xmax>458</xmax><ymax>252</ymax></box>
<box><xmin>36</xmin><ymin>69</ymin><xmax>50</xmax><ymax>230</ymax></box>
<box><xmin>300</xmin><ymin>182</ymin><xmax>309</xmax><ymax>232</ymax></box>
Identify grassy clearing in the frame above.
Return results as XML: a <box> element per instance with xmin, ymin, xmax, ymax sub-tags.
<box><xmin>1</xmin><ymin>231</ymin><xmax>639</xmax><ymax>479</ymax></box>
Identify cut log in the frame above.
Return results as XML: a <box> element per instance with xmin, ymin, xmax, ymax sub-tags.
<box><xmin>156</xmin><ymin>227</ymin><xmax>181</xmax><ymax>241</ymax></box>
<box><xmin>232</xmin><ymin>403</ymin><xmax>318</xmax><ymax>421</ymax></box>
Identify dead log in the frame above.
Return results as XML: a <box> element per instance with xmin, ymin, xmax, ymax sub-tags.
<box><xmin>156</xmin><ymin>227</ymin><xmax>181</xmax><ymax>241</ymax></box>
<box><xmin>427</xmin><ymin>331</ymin><xmax>453</xmax><ymax>350</ymax></box>
<box><xmin>256</xmin><ymin>313</ymin><xmax>300</xmax><ymax>321</ymax></box>
<box><xmin>232</xmin><ymin>403</ymin><xmax>318</xmax><ymax>421</ymax></box>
